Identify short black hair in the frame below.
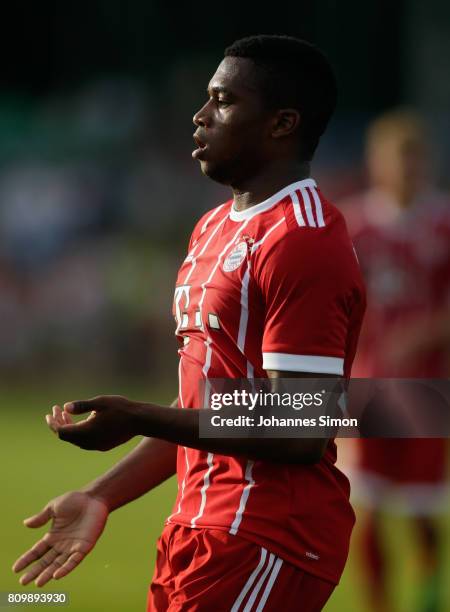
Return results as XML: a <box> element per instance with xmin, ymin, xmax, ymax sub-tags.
<box><xmin>224</xmin><ymin>35</ymin><xmax>337</xmax><ymax>161</ymax></box>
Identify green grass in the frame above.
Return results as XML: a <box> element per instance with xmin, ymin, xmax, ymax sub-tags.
<box><xmin>1</xmin><ymin>384</ymin><xmax>448</xmax><ymax>611</ymax></box>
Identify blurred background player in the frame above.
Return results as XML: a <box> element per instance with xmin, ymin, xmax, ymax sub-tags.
<box><xmin>340</xmin><ymin>109</ymin><xmax>450</xmax><ymax>612</ymax></box>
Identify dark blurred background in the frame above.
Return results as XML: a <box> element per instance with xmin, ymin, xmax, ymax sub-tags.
<box><xmin>0</xmin><ymin>0</ymin><xmax>449</xmax><ymax>386</ymax></box>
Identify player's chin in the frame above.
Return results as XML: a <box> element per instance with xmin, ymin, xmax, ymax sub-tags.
<box><xmin>197</xmin><ymin>159</ymin><xmax>233</xmax><ymax>185</ymax></box>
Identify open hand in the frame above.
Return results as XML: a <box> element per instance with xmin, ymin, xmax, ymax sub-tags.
<box><xmin>13</xmin><ymin>491</ymin><xmax>108</xmax><ymax>587</ymax></box>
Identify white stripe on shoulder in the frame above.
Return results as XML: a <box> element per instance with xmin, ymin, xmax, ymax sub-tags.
<box><xmin>310</xmin><ymin>186</ymin><xmax>326</xmax><ymax>227</ymax></box>
<box><xmin>255</xmin><ymin>557</ymin><xmax>284</xmax><ymax>611</ymax></box>
<box><xmin>291</xmin><ymin>190</ymin><xmax>306</xmax><ymax>227</ymax></box>
<box><xmin>229</xmin><ymin>178</ymin><xmax>317</xmax><ymax>222</ymax></box>
<box><xmin>231</xmin><ymin>548</ymin><xmax>268</xmax><ymax>612</ymax></box>
<box><xmin>299</xmin><ymin>186</ymin><xmax>317</xmax><ymax>227</ymax></box>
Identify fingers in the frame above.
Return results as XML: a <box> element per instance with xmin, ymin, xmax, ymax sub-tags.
<box><xmin>63</xmin><ymin>395</ymin><xmax>126</xmax><ymax>415</ymax></box>
<box><xmin>36</xmin><ymin>551</ymin><xmax>86</xmax><ymax>587</ymax></box>
<box><xmin>53</xmin><ymin>405</ymin><xmax>73</xmax><ymax>425</ymax></box>
<box><xmin>52</xmin><ymin>551</ymin><xmax>85</xmax><ymax>580</ymax></box>
<box><xmin>46</xmin><ymin>414</ymin><xmax>58</xmax><ymax>434</ymax></box>
<box><xmin>62</xmin><ymin>410</ymin><xmax>73</xmax><ymax>425</ymax></box>
<box><xmin>52</xmin><ymin>405</ymin><xmax>62</xmax><ymax>421</ymax></box>
<box><xmin>64</xmin><ymin>398</ymin><xmax>104</xmax><ymax>415</ymax></box>
<box><xmin>18</xmin><ymin>548</ymin><xmax>59</xmax><ymax>586</ymax></box>
<box><xmin>46</xmin><ymin>405</ymin><xmax>72</xmax><ymax>433</ymax></box>
<box><xmin>16</xmin><ymin>546</ymin><xmax>87</xmax><ymax>587</ymax></box>
<box><xmin>13</xmin><ymin>539</ymin><xmax>51</xmax><ymax>574</ymax></box>
<box><xmin>46</xmin><ymin>402</ymin><xmax>91</xmax><ymax>437</ymax></box>
<box><xmin>23</xmin><ymin>506</ymin><xmax>52</xmax><ymax>529</ymax></box>
<box><xmin>34</xmin><ymin>552</ymin><xmax>68</xmax><ymax>587</ymax></box>
<box><xmin>57</xmin><ymin>418</ymin><xmax>99</xmax><ymax>449</ymax></box>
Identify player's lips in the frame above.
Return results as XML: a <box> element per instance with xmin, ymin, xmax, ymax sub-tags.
<box><xmin>192</xmin><ymin>133</ymin><xmax>209</xmax><ymax>160</ymax></box>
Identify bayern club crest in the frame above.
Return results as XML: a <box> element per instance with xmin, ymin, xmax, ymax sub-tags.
<box><xmin>223</xmin><ymin>241</ymin><xmax>248</xmax><ymax>272</ymax></box>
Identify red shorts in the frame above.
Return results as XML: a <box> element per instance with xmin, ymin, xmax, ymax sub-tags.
<box><xmin>147</xmin><ymin>524</ymin><xmax>335</xmax><ymax>611</ymax></box>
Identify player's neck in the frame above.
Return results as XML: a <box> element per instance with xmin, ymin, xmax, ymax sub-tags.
<box><xmin>231</xmin><ymin>160</ymin><xmax>310</xmax><ymax>212</ymax></box>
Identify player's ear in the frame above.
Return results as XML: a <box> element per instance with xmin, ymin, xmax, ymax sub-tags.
<box><xmin>271</xmin><ymin>109</ymin><xmax>301</xmax><ymax>139</ymax></box>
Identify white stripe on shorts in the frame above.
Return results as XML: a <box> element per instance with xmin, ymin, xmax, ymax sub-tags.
<box><xmin>231</xmin><ymin>548</ymin><xmax>268</xmax><ymax>612</ymax></box>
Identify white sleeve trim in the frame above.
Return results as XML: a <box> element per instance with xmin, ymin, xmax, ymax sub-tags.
<box><xmin>263</xmin><ymin>353</ymin><xmax>344</xmax><ymax>375</ymax></box>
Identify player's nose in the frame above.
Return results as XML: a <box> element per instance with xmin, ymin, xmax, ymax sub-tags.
<box><xmin>193</xmin><ymin>100</ymin><xmax>211</xmax><ymax>128</ymax></box>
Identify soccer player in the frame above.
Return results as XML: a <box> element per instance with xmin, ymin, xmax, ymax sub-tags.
<box><xmin>340</xmin><ymin>110</ymin><xmax>450</xmax><ymax>612</ymax></box>
<box><xmin>13</xmin><ymin>36</ymin><xmax>366</xmax><ymax>611</ymax></box>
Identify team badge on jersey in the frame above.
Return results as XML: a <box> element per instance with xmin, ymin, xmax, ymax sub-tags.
<box><xmin>223</xmin><ymin>241</ymin><xmax>248</xmax><ymax>272</ymax></box>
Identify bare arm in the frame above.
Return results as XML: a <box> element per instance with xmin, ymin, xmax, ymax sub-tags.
<box><xmin>129</xmin><ymin>376</ymin><xmax>327</xmax><ymax>465</ymax></box>
<box><xmin>57</xmin><ymin>375</ymin><xmax>334</xmax><ymax>465</ymax></box>
<box><xmin>83</xmin><ymin>436</ymin><xmax>177</xmax><ymax>512</ymax></box>
<box><xmin>80</xmin><ymin>397</ymin><xmax>178</xmax><ymax>512</ymax></box>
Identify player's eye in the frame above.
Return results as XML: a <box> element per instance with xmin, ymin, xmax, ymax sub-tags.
<box><xmin>217</xmin><ymin>99</ymin><xmax>230</xmax><ymax>107</ymax></box>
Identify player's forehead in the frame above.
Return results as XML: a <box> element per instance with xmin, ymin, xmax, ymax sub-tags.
<box><xmin>207</xmin><ymin>57</ymin><xmax>260</xmax><ymax>97</ymax></box>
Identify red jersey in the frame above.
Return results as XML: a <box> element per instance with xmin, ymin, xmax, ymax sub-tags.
<box><xmin>167</xmin><ymin>178</ymin><xmax>366</xmax><ymax>584</ymax></box>
<box><xmin>342</xmin><ymin>188</ymin><xmax>450</xmax><ymax>377</ymax></box>
<box><xmin>340</xmin><ymin>190</ymin><xmax>450</xmax><ymax>493</ymax></box>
